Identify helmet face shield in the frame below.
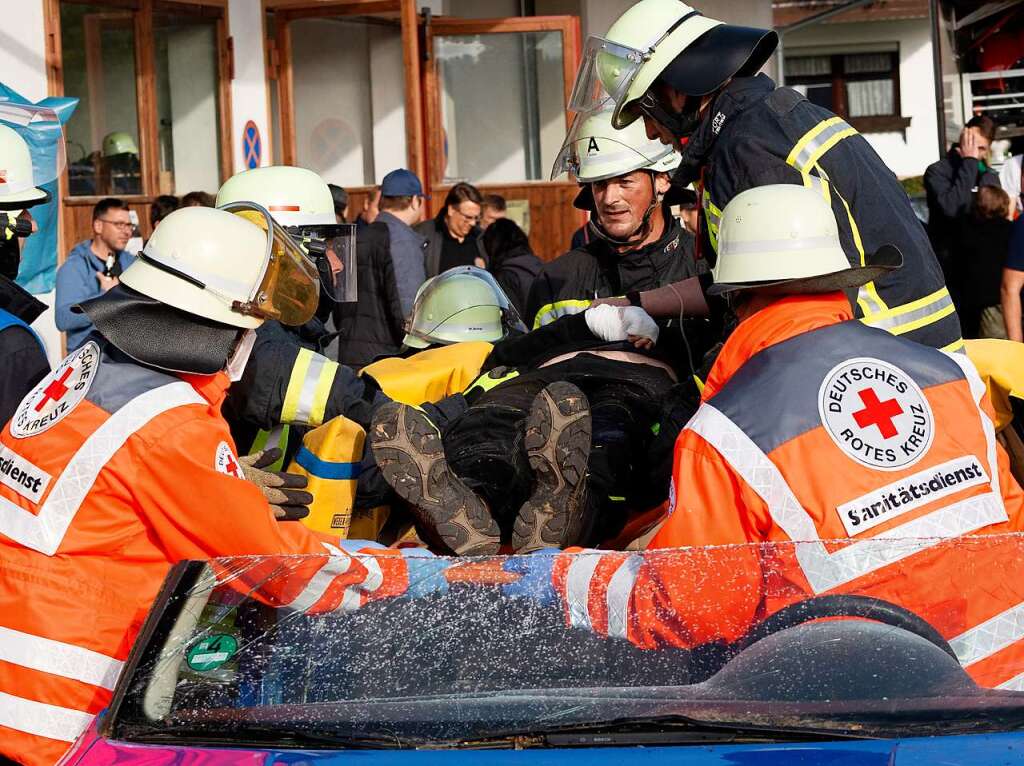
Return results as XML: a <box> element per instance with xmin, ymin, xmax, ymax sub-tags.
<box><xmin>405</xmin><ymin>266</ymin><xmax>527</xmax><ymax>348</ymax></box>
<box><xmin>219</xmin><ymin>201</ymin><xmax>320</xmax><ymax>326</ymax></box>
<box><xmin>569</xmin><ymin>36</ymin><xmax>647</xmax><ymax>116</ymax></box>
<box><xmin>0</xmin><ymin>103</ymin><xmax>66</xmax><ymax>205</ymax></box>
<box><xmin>285</xmin><ymin>223</ymin><xmax>358</xmax><ymax>304</ymax></box>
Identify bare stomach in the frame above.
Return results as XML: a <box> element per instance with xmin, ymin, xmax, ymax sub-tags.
<box><xmin>539</xmin><ymin>349</ymin><xmax>678</xmax><ymax>382</ymax></box>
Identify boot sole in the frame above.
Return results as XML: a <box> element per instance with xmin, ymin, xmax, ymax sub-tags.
<box><xmin>513</xmin><ymin>382</ymin><xmax>591</xmax><ymax>553</ymax></box>
<box><xmin>370</xmin><ymin>402</ymin><xmax>500</xmax><ymax>556</ymax></box>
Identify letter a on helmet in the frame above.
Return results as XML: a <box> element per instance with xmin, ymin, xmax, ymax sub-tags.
<box><xmin>569</xmin><ymin>0</ymin><xmax>777</xmax><ymax>133</ymax></box>
<box><xmin>551</xmin><ymin>103</ymin><xmax>680</xmax><ymax>184</ymax></box>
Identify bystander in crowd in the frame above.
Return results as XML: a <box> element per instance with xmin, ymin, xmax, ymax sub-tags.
<box><xmin>481</xmin><ymin>217</ymin><xmax>541</xmax><ymax>317</ymax></box>
<box><xmin>954</xmin><ymin>185</ymin><xmax>1013</xmax><ymax>338</ymax></box>
<box><xmin>417</xmin><ymin>182</ymin><xmax>487</xmax><ymax>277</ymax></box>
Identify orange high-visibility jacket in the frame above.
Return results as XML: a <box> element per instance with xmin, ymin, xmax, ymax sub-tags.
<box><xmin>0</xmin><ymin>340</ymin><xmax>407</xmax><ymax>766</ymax></box>
<box><xmin>554</xmin><ymin>293</ymin><xmax>1024</xmax><ymax>688</ymax></box>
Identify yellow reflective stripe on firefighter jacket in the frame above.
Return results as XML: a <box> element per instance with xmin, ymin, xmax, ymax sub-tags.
<box><xmin>361</xmin><ymin>342</ymin><xmax>494</xmax><ymax>405</ymax></box>
<box><xmin>282</xmin><ymin>348</ymin><xmax>340</xmax><ymax>426</ymax></box>
<box><xmin>691</xmin><ymin>75</ymin><xmax>961</xmax><ymax>350</ymax></box>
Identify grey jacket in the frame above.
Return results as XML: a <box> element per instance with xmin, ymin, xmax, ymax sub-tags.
<box><xmin>377</xmin><ymin>211</ymin><xmax>428</xmax><ymax>317</ymax></box>
<box><xmin>414</xmin><ymin>213</ymin><xmax>487</xmax><ymax>278</ymax></box>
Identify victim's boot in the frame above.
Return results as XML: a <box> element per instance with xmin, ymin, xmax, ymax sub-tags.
<box><xmin>512</xmin><ymin>381</ymin><xmax>593</xmax><ymax>553</ymax></box>
<box><xmin>370</xmin><ymin>402</ymin><xmax>501</xmax><ymax>556</ymax></box>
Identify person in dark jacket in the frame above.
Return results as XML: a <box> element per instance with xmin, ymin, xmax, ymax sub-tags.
<box><xmin>415</xmin><ymin>182</ymin><xmax>488</xmax><ymax>277</ymax></box>
<box><xmin>334</xmin><ymin>221</ymin><xmax>407</xmax><ymax>368</ymax></box>
<box><xmin>582</xmin><ymin>0</ymin><xmax>961</xmax><ymax>351</ymax></box>
<box><xmin>953</xmin><ymin>185</ymin><xmax>1014</xmax><ymax>339</ymax></box>
<box><xmin>481</xmin><ymin>218</ymin><xmax>541</xmax><ymax>317</ymax></box>
<box><xmin>925</xmin><ymin>116</ymin><xmax>1000</xmax><ymax>305</ymax></box>
<box><xmin>377</xmin><ymin>168</ymin><xmax>429</xmax><ymax>317</ymax></box>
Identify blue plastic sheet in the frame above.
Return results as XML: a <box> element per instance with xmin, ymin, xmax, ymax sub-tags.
<box><xmin>0</xmin><ymin>82</ymin><xmax>77</xmax><ymax>294</ymax></box>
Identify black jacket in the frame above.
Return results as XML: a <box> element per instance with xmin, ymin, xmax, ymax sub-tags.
<box><xmin>952</xmin><ymin>215</ymin><xmax>1012</xmax><ymax>337</ymax></box>
<box><xmin>677</xmin><ymin>74</ymin><xmax>959</xmax><ymax>349</ymax></box>
<box><xmin>524</xmin><ymin>214</ymin><xmax>715</xmax><ymax>377</ymax></box>
<box><xmin>491</xmin><ymin>244</ymin><xmax>542</xmax><ymax>319</ymax></box>
<box><xmin>0</xmin><ymin>275</ymin><xmax>48</xmax><ymax>426</ymax></box>
<box><xmin>924</xmin><ymin>148</ymin><xmax>1000</xmax><ymax>267</ymax></box>
<box><xmin>415</xmin><ymin>212</ymin><xmax>487</xmax><ymax>278</ymax></box>
<box><xmin>334</xmin><ymin>221</ymin><xmax>406</xmax><ymax>369</ymax></box>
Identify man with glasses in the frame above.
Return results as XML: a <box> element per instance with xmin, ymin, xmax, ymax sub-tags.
<box><xmin>56</xmin><ymin>197</ymin><xmax>135</xmax><ymax>351</ymax></box>
<box><xmin>416</xmin><ymin>181</ymin><xmax>487</xmax><ymax>277</ymax></box>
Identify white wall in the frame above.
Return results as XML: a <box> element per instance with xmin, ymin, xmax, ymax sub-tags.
<box><xmin>228</xmin><ymin>0</ymin><xmax>271</xmax><ymax>171</ymax></box>
<box><xmin>0</xmin><ymin>0</ymin><xmax>61</xmax><ymax>367</ymax></box>
<box><xmin>167</xmin><ymin>26</ymin><xmax>221</xmax><ymax>192</ymax></box>
<box><xmin>784</xmin><ymin>19</ymin><xmax>939</xmax><ymax>178</ymax></box>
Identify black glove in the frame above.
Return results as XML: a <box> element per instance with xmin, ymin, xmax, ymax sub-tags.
<box><xmin>238</xmin><ymin>448</ymin><xmax>313</xmax><ymax>521</ymax></box>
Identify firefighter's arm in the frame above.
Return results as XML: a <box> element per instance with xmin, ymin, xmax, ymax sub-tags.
<box><xmin>232</xmin><ymin>333</ymin><xmax>381</xmax><ymax>431</ymax></box>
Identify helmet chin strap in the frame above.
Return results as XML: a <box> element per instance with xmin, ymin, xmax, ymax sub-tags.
<box><xmin>587</xmin><ymin>173</ymin><xmax>663</xmax><ymax>251</ymax></box>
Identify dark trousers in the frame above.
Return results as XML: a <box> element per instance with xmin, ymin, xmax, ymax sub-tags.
<box><xmin>442</xmin><ymin>355</ymin><xmax>677</xmax><ymax>544</ymax></box>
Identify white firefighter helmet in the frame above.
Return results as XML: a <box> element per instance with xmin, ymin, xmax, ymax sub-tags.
<box><xmin>0</xmin><ymin>103</ymin><xmax>66</xmax><ymax>210</ymax></box>
<box><xmin>216</xmin><ymin>165</ymin><xmax>334</xmax><ymax>226</ymax></box>
<box><xmin>123</xmin><ymin>204</ymin><xmax>320</xmax><ymax>327</ymax></box>
<box><xmin>403</xmin><ymin>266</ymin><xmax>527</xmax><ymax>349</ymax></box>
<box><xmin>570</xmin><ymin>0</ymin><xmax>777</xmax><ymax>131</ymax></box>
<box><xmin>708</xmin><ymin>184</ymin><xmax>902</xmax><ymax>295</ymax></box>
<box><xmin>551</xmin><ymin>103</ymin><xmax>681</xmax><ymax>183</ymax></box>
<box><xmin>216</xmin><ymin>165</ymin><xmax>357</xmax><ymax>303</ymax></box>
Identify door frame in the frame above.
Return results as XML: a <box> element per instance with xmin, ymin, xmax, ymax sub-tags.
<box><xmin>421</xmin><ymin>14</ymin><xmax>580</xmax><ymax>188</ymax></box>
<box><xmin>267</xmin><ymin>0</ymin><xmax>427</xmax><ymax>185</ymax></box>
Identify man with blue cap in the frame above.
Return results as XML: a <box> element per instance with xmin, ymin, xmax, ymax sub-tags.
<box><xmin>377</xmin><ymin>168</ymin><xmax>429</xmax><ymax>317</ymax></box>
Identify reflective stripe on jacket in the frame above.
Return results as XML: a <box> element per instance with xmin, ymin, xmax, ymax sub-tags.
<box><xmin>553</xmin><ymin>293</ymin><xmax>1024</xmax><ymax>687</ymax></box>
<box><xmin>687</xmin><ymin>75</ymin><xmax>961</xmax><ymax>350</ymax></box>
<box><xmin>0</xmin><ymin>339</ymin><xmax>405</xmax><ymax>765</ymax></box>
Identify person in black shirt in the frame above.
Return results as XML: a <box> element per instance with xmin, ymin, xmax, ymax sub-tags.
<box><xmin>416</xmin><ymin>182</ymin><xmax>487</xmax><ymax>276</ymax></box>
<box><xmin>954</xmin><ymin>185</ymin><xmax>1014</xmax><ymax>339</ymax></box>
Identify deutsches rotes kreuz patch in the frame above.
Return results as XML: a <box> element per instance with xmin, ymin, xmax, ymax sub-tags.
<box><xmin>215</xmin><ymin>441</ymin><xmax>244</xmax><ymax>478</ymax></box>
<box><xmin>11</xmin><ymin>341</ymin><xmax>100</xmax><ymax>439</ymax></box>
<box><xmin>817</xmin><ymin>357</ymin><xmax>934</xmax><ymax>471</ymax></box>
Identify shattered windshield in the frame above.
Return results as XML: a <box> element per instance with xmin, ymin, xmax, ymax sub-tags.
<box><xmin>108</xmin><ymin>536</ymin><xmax>1024</xmax><ymax>749</ymax></box>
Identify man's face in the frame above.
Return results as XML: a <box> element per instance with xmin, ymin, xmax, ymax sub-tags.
<box><xmin>93</xmin><ymin>206</ymin><xmax>133</xmax><ymax>251</ymax></box>
<box><xmin>641</xmin><ymin>83</ymin><xmax>688</xmax><ymax>149</ymax></box>
<box><xmin>446</xmin><ymin>200</ymin><xmax>481</xmax><ymax>239</ymax></box>
<box><xmin>593</xmin><ymin>171</ymin><xmax>658</xmax><ymax>240</ymax></box>
<box><xmin>968</xmin><ymin>127</ymin><xmax>991</xmax><ymax>161</ymax></box>
<box><xmin>480</xmin><ymin>206</ymin><xmax>505</xmax><ymax>230</ymax></box>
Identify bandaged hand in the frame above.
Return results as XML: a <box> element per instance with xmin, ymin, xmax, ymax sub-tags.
<box><xmin>239</xmin><ymin>448</ymin><xmax>313</xmax><ymax>521</ymax></box>
<box><xmin>585</xmin><ymin>303</ymin><xmax>659</xmax><ymax>348</ymax></box>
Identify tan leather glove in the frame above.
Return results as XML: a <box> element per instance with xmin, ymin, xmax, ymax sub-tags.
<box><xmin>238</xmin><ymin>448</ymin><xmax>313</xmax><ymax>521</ymax></box>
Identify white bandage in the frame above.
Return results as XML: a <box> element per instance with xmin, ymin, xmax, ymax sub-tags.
<box><xmin>585</xmin><ymin>304</ymin><xmax>659</xmax><ymax>344</ymax></box>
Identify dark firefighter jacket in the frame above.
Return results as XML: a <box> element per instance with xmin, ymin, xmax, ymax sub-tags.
<box><xmin>676</xmin><ymin>74</ymin><xmax>961</xmax><ymax>351</ymax></box>
<box><xmin>524</xmin><ymin>213</ymin><xmax>716</xmax><ymax>378</ymax></box>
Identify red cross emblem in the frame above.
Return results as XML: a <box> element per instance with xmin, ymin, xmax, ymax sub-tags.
<box><xmin>34</xmin><ymin>367</ymin><xmax>74</xmax><ymax>412</ymax></box>
<box><xmin>223</xmin><ymin>453</ymin><xmax>239</xmax><ymax>476</ymax></box>
<box><xmin>852</xmin><ymin>387</ymin><xmax>904</xmax><ymax>439</ymax></box>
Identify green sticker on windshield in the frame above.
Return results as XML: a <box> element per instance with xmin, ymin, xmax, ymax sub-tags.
<box><xmin>186</xmin><ymin>634</ymin><xmax>238</xmax><ymax>672</ymax></box>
